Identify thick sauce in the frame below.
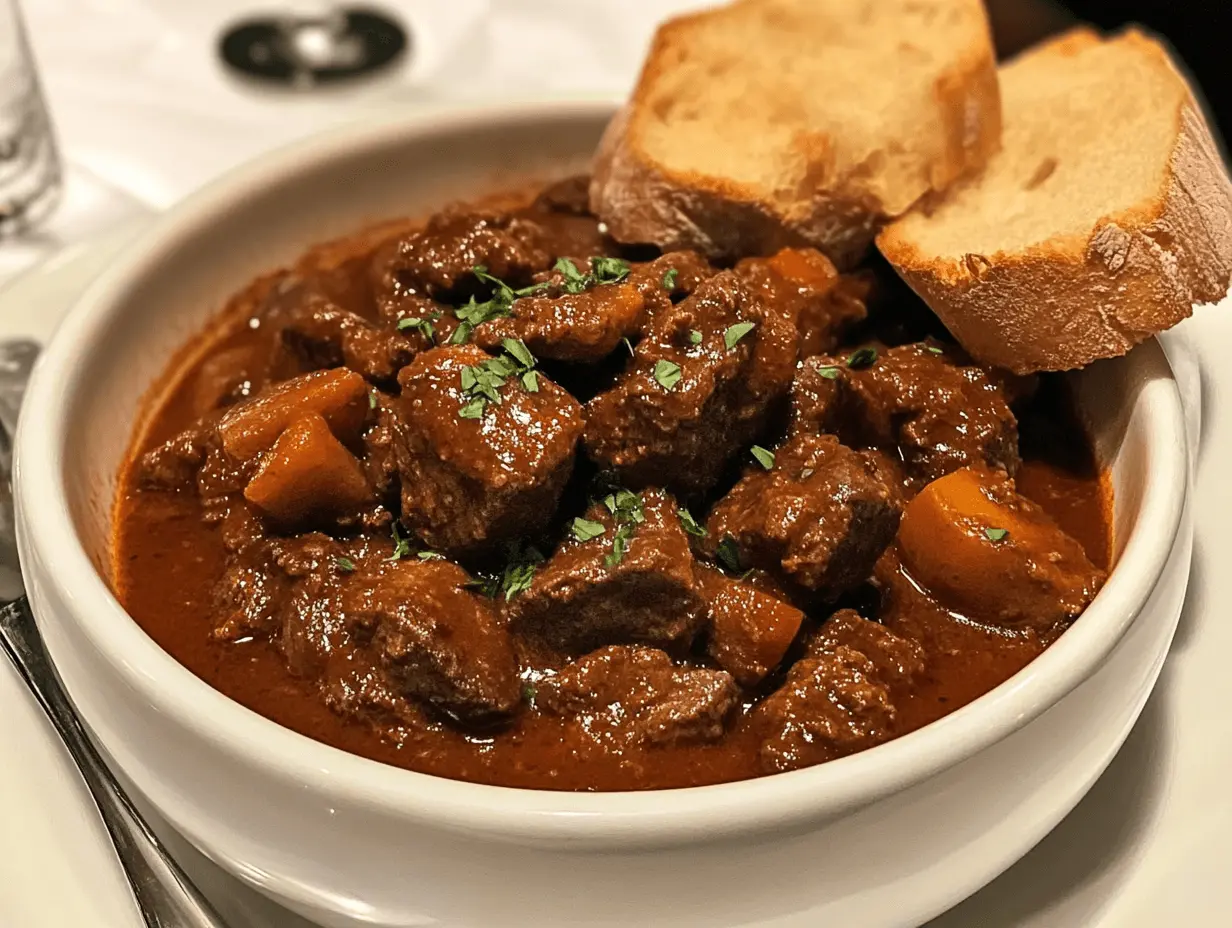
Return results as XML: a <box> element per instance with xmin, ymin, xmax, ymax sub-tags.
<box><xmin>113</xmin><ymin>182</ymin><xmax>1112</xmax><ymax>791</ymax></box>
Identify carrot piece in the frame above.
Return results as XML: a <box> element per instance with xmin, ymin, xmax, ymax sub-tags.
<box><xmin>244</xmin><ymin>413</ymin><xmax>373</xmax><ymax>525</ymax></box>
<box><xmin>219</xmin><ymin>368</ymin><xmax>367</xmax><ymax>460</ymax></box>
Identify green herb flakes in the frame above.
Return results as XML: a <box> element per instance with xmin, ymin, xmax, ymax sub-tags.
<box><xmin>456</xmin><ymin>338</ymin><xmax>540</xmax><ymax>418</ymax></box>
<box><xmin>678</xmin><ymin>507</ymin><xmax>707</xmax><ymax>538</ymax></box>
<box><xmin>502</xmin><ymin>337</ymin><xmax>536</xmax><ymax>369</ymax></box>
<box><xmin>334</xmin><ymin>556</ymin><xmax>357</xmax><ymax>573</ymax></box>
<box><xmin>689</xmin><ymin>329</ymin><xmax>703</xmax><ymax>346</ymax></box>
<box><xmin>601</xmin><ymin>490</ymin><xmax>646</xmax><ymax>567</ymax></box>
<box><xmin>653</xmin><ymin>359</ymin><xmax>682</xmax><ymax>391</ymax></box>
<box><xmin>368</xmin><ymin>388</ymin><xmax>378</xmax><ymax>410</ymax></box>
<box><xmin>815</xmin><ymin>365</ymin><xmax>841</xmax><ymax>380</ymax></box>
<box><xmin>554</xmin><ymin>257</ymin><xmax>589</xmax><ymax>293</ymax></box>
<box><xmin>724</xmin><ymin>321</ymin><xmax>756</xmax><ymax>350</ymax></box>
<box><xmin>751</xmin><ymin>445</ymin><xmax>775</xmax><ymax>470</ymax></box>
<box><xmin>591</xmin><ymin>256</ymin><xmax>631</xmax><ymax>284</ymax></box>
<box><xmin>662</xmin><ymin>268</ymin><xmax>679</xmax><ymax>290</ymax></box>
<box><xmin>458</xmin><ymin>398</ymin><xmax>486</xmax><ymax>419</ymax></box>
<box><xmin>387</xmin><ymin>523</ymin><xmax>412</xmax><ymax>562</ymax></box>
<box><xmin>984</xmin><ymin>527</ymin><xmax>1009</xmax><ymax>542</ymax></box>
<box><xmin>416</xmin><ymin>551</ymin><xmax>446</xmax><ymax>561</ymax></box>
<box><xmin>846</xmin><ymin>346</ymin><xmax>878</xmax><ymax>369</ymax></box>
<box><xmin>716</xmin><ymin>537</ymin><xmax>743</xmax><ymax>574</ymax></box>
<box><xmin>499</xmin><ymin>542</ymin><xmax>544</xmax><ymax>600</ymax></box>
<box><xmin>571</xmin><ymin>517</ymin><xmax>607</xmax><ymax>543</ymax></box>
<box><xmin>926</xmin><ymin>345</ymin><xmax>944</xmax><ymax>355</ymax></box>
<box><xmin>623</xmin><ymin>336</ymin><xmax>635</xmax><ymax>357</ymax></box>
<box><xmin>397</xmin><ymin>311</ymin><xmax>441</xmax><ymax>340</ymax></box>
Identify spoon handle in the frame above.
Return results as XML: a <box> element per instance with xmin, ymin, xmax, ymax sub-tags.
<box><xmin>0</xmin><ymin>597</ymin><xmax>229</xmax><ymax>928</ymax></box>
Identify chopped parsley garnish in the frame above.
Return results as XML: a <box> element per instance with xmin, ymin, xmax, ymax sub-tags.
<box><xmin>846</xmin><ymin>346</ymin><xmax>878</xmax><ymax>369</ymax></box>
<box><xmin>458</xmin><ymin>398</ymin><xmax>486</xmax><ymax>419</ymax></box>
<box><xmin>456</xmin><ymin>339</ymin><xmax>539</xmax><ymax>419</ymax></box>
<box><xmin>814</xmin><ymin>365</ymin><xmax>841</xmax><ymax>380</ymax></box>
<box><xmin>724</xmin><ymin>321</ymin><xmax>756</xmax><ymax>350</ymax></box>
<box><xmin>468</xmin><ymin>541</ymin><xmax>545</xmax><ymax>600</ymax></box>
<box><xmin>716</xmin><ymin>536</ymin><xmax>743</xmax><ymax>573</ymax></box>
<box><xmin>662</xmin><ymin>268</ymin><xmax>679</xmax><ymax>290</ymax></box>
<box><xmin>368</xmin><ymin>388</ymin><xmax>378</xmax><ymax>410</ymax></box>
<box><xmin>571</xmin><ymin>517</ymin><xmax>607</xmax><ymax>542</ymax></box>
<box><xmin>591</xmin><ymin>256</ymin><xmax>632</xmax><ymax>283</ymax></box>
<box><xmin>653</xmin><ymin>358</ymin><xmax>682</xmax><ymax>391</ymax></box>
<box><xmin>416</xmin><ymin>551</ymin><xmax>446</xmax><ymax>561</ymax></box>
<box><xmin>926</xmin><ymin>345</ymin><xmax>944</xmax><ymax>355</ymax></box>
<box><xmin>397</xmin><ymin>311</ymin><xmax>442</xmax><ymax>340</ymax></box>
<box><xmin>689</xmin><ymin>329</ymin><xmax>703</xmax><ymax>346</ymax></box>
<box><xmin>499</xmin><ymin>541</ymin><xmax>544</xmax><ymax>600</ymax></box>
<box><xmin>555</xmin><ymin>257</ymin><xmax>590</xmax><ymax>293</ymax></box>
<box><xmin>751</xmin><ymin>445</ymin><xmax>775</xmax><ymax>470</ymax></box>
<box><xmin>387</xmin><ymin>523</ymin><xmax>413</xmax><ymax>562</ymax></box>
<box><xmin>984</xmin><ymin>527</ymin><xmax>1009</xmax><ymax>542</ymax></box>
<box><xmin>447</xmin><ymin>266</ymin><xmax>547</xmax><ymax>344</ymax></box>
<box><xmin>334</xmin><ymin>555</ymin><xmax>357</xmax><ymax>573</ymax></box>
<box><xmin>502</xmin><ymin>337</ymin><xmax>535</xmax><ymax>368</ymax></box>
<box><xmin>678</xmin><ymin>507</ymin><xmax>707</xmax><ymax>538</ymax></box>
<box><xmin>522</xmin><ymin>683</ymin><xmax>537</xmax><ymax>705</ymax></box>
<box><xmin>623</xmin><ymin>336</ymin><xmax>635</xmax><ymax>357</ymax></box>
<box><xmin>602</xmin><ymin>490</ymin><xmax>646</xmax><ymax>567</ymax></box>
<box><xmin>554</xmin><ymin>256</ymin><xmax>631</xmax><ymax>294</ymax></box>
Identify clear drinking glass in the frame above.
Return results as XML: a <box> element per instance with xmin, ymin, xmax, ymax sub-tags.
<box><xmin>0</xmin><ymin>0</ymin><xmax>61</xmax><ymax>236</ymax></box>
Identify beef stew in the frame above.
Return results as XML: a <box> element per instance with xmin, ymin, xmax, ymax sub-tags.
<box><xmin>113</xmin><ymin>178</ymin><xmax>1110</xmax><ymax>791</ymax></box>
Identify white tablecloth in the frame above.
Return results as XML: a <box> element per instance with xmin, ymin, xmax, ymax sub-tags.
<box><xmin>6</xmin><ymin>0</ymin><xmax>709</xmax><ymax>279</ymax></box>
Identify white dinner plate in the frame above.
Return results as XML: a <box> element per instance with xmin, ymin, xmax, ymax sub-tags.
<box><xmin>0</xmin><ymin>223</ymin><xmax>1210</xmax><ymax>928</ymax></box>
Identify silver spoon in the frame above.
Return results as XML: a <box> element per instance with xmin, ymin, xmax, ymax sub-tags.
<box><xmin>0</xmin><ymin>338</ymin><xmax>229</xmax><ymax>928</ymax></box>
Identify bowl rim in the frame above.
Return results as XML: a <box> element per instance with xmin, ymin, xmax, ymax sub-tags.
<box><xmin>13</xmin><ymin>99</ymin><xmax>1189</xmax><ymax>848</ymax></box>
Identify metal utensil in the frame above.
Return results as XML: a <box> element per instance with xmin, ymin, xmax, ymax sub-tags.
<box><xmin>0</xmin><ymin>339</ymin><xmax>229</xmax><ymax>928</ymax></box>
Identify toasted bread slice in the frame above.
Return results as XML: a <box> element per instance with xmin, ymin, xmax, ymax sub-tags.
<box><xmin>589</xmin><ymin>0</ymin><xmax>1001</xmax><ymax>268</ymax></box>
<box><xmin>877</xmin><ymin>28</ymin><xmax>1232</xmax><ymax>374</ymax></box>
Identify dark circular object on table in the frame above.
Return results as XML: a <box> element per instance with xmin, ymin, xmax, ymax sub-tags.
<box><xmin>219</xmin><ymin>7</ymin><xmax>408</xmax><ymax>88</ymax></box>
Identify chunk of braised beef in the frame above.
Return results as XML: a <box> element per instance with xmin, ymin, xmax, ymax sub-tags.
<box><xmin>537</xmin><ymin>645</ymin><xmax>737</xmax><ymax>746</ymax></box>
<box><xmin>735</xmin><ymin>247</ymin><xmax>867</xmax><ymax>357</ymax></box>
<box><xmin>532</xmin><ymin>175</ymin><xmax>593</xmax><ymax>215</ymax></box>
<box><xmin>189</xmin><ymin>344</ymin><xmax>265</xmax><ymax>416</ymax></box>
<box><xmin>583</xmin><ymin>271</ymin><xmax>798</xmax><ymax>494</ymax></box>
<box><xmin>338</xmin><ymin>558</ymin><xmax>521</xmax><ymax>725</ymax></box>
<box><xmin>807</xmin><ymin>609</ymin><xmax>925</xmax><ymax>686</ymax></box>
<box><xmin>753</xmin><ymin>645</ymin><xmax>897</xmax><ymax>773</ymax></box>
<box><xmin>211</xmin><ymin>532</ymin><xmax>346</xmax><ymax>680</ymax></box>
<box><xmin>697</xmin><ymin>565</ymin><xmax>805</xmax><ymax>686</ymax></box>
<box><xmin>395</xmin><ymin>345</ymin><xmax>583</xmax><ymax>558</ymax></box>
<box><xmin>272</xmin><ymin>288</ymin><xmax>419</xmax><ymax>383</ymax></box>
<box><xmin>375</xmin><ymin>207</ymin><xmax>552</xmax><ymax>305</ymax></box>
<box><xmin>137</xmin><ymin>423</ymin><xmax>211</xmax><ymax>491</ymax></box>
<box><xmin>507</xmin><ymin>489</ymin><xmax>706</xmax><ymax>656</ymax></box>
<box><xmin>626</xmin><ymin>250</ymin><xmax>718</xmax><ymax>325</ymax></box>
<box><xmin>359</xmin><ymin>392</ymin><xmax>401</xmax><ymax>502</ymax></box>
<box><xmin>368</xmin><ymin>235</ymin><xmax>448</xmax><ymax>331</ymax></box>
<box><xmin>706</xmin><ymin>433</ymin><xmax>901</xmax><ymax>600</ymax></box>
<box><xmin>791</xmin><ymin>341</ymin><xmax>1019</xmax><ymax>487</ymax></box>
<box><xmin>322</xmin><ymin>652</ymin><xmax>427</xmax><ymax>736</ymax></box>
<box><xmin>474</xmin><ymin>280</ymin><xmax>648</xmax><ymax>362</ymax></box>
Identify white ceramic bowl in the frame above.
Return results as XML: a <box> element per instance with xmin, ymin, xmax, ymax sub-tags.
<box><xmin>13</xmin><ymin>102</ymin><xmax>1189</xmax><ymax>928</ymax></box>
